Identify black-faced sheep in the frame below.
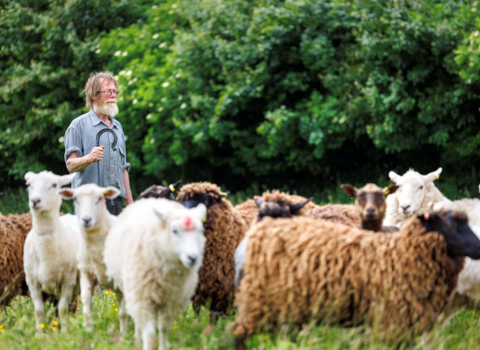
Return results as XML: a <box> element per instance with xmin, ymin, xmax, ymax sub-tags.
<box><xmin>136</xmin><ymin>180</ymin><xmax>182</xmax><ymax>201</ymax></box>
<box><xmin>231</xmin><ymin>210</ymin><xmax>480</xmax><ymax>347</ymax></box>
<box><xmin>177</xmin><ymin>182</ymin><xmax>247</xmax><ymax>318</ymax></box>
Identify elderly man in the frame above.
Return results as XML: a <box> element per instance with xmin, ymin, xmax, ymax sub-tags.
<box><xmin>64</xmin><ymin>72</ymin><xmax>133</xmax><ymax>215</ymax></box>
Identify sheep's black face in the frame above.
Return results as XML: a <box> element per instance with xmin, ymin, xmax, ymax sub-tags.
<box><xmin>137</xmin><ymin>185</ymin><xmax>174</xmax><ymax>201</ymax></box>
<box><xmin>255</xmin><ymin>198</ymin><xmax>311</xmax><ymax>221</ymax></box>
<box><xmin>180</xmin><ymin>192</ymin><xmax>222</xmax><ymax>209</ymax></box>
<box><xmin>419</xmin><ymin>211</ymin><xmax>480</xmax><ymax>259</ymax></box>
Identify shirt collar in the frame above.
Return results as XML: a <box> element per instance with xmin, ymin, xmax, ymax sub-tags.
<box><xmin>89</xmin><ymin>109</ymin><xmax>118</xmax><ymax>129</ymax></box>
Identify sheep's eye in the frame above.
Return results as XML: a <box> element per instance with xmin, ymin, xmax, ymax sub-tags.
<box><xmin>52</xmin><ymin>184</ymin><xmax>57</xmax><ymax>189</ymax></box>
<box><xmin>73</xmin><ymin>197</ymin><xmax>77</xmax><ymax>202</ymax></box>
<box><xmin>97</xmin><ymin>196</ymin><xmax>102</xmax><ymax>203</ymax></box>
<box><xmin>172</xmin><ymin>228</ymin><xmax>179</xmax><ymax>235</ymax></box>
<box><xmin>419</xmin><ymin>186</ymin><xmax>424</xmax><ymax>190</ymax></box>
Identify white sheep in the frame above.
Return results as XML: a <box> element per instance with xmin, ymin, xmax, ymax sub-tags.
<box><xmin>23</xmin><ymin>171</ymin><xmax>82</xmax><ymax>332</ymax></box>
<box><xmin>431</xmin><ymin>196</ymin><xmax>480</xmax><ymax>227</ymax></box>
<box><xmin>383</xmin><ymin>167</ymin><xmax>449</xmax><ymax>227</ymax></box>
<box><xmin>103</xmin><ymin>198</ymin><xmax>207</xmax><ymax>350</ymax></box>
<box><xmin>59</xmin><ymin>184</ymin><xmax>126</xmax><ymax>330</ymax></box>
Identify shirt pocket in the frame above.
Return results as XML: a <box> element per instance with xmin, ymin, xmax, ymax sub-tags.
<box><xmin>118</xmin><ymin>147</ymin><xmax>126</xmax><ymax>170</ymax></box>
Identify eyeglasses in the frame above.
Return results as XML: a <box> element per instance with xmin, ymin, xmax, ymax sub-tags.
<box><xmin>98</xmin><ymin>90</ymin><xmax>120</xmax><ymax>96</ymax></box>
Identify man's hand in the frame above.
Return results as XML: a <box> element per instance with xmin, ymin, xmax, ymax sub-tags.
<box><xmin>88</xmin><ymin>146</ymin><xmax>105</xmax><ymax>163</ymax></box>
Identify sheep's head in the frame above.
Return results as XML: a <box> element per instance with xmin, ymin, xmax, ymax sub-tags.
<box><xmin>177</xmin><ymin>182</ymin><xmax>228</xmax><ymax>209</ymax></box>
<box><xmin>341</xmin><ymin>183</ymin><xmax>398</xmax><ymax>223</ymax></box>
<box><xmin>419</xmin><ymin>210</ymin><xmax>480</xmax><ymax>260</ymax></box>
<box><xmin>254</xmin><ymin>193</ymin><xmax>312</xmax><ymax>221</ymax></box>
<box><xmin>153</xmin><ymin>201</ymin><xmax>207</xmax><ymax>268</ymax></box>
<box><xmin>59</xmin><ymin>184</ymin><xmax>120</xmax><ymax>231</ymax></box>
<box><xmin>25</xmin><ymin>171</ymin><xmax>75</xmax><ymax>213</ymax></box>
<box><xmin>389</xmin><ymin>168</ymin><xmax>442</xmax><ymax>216</ymax></box>
<box><xmin>137</xmin><ymin>180</ymin><xmax>182</xmax><ymax>201</ymax></box>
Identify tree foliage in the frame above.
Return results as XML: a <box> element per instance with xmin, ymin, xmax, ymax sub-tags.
<box><xmin>2</xmin><ymin>0</ymin><xmax>480</xmax><ymax>195</ymax></box>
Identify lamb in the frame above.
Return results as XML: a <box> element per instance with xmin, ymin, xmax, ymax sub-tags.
<box><xmin>231</xmin><ymin>210</ymin><xmax>480</xmax><ymax>347</ymax></box>
<box><xmin>23</xmin><ymin>171</ymin><xmax>82</xmax><ymax>332</ymax></box>
<box><xmin>0</xmin><ymin>212</ymin><xmax>32</xmax><ymax>306</ymax></box>
<box><xmin>137</xmin><ymin>180</ymin><xmax>182</xmax><ymax>200</ymax></box>
<box><xmin>340</xmin><ymin>183</ymin><xmax>399</xmax><ymax>232</ymax></box>
<box><xmin>235</xmin><ymin>191</ymin><xmax>316</xmax><ymax>230</ymax></box>
<box><xmin>103</xmin><ymin>198</ymin><xmax>207</xmax><ymax>350</ymax></box>
<box><xmin>59</xmin><ymin>184</ymin><xmax>127</xmax><ymax>331</ymax></box>
<box><xmin>384</xmin><ymin>167</ymin><xmax>449</xmax><ymax>227</ymax></box>
<box><xmin>176</xmin><ymin>182</ymin><xmax>247</xmax><ymax>317</ymax></box>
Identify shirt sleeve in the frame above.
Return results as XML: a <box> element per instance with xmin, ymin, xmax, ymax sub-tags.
<box><xmin>122</xmin><ymin>135</ymin><xmax>131</xmax><ymax>173</ymax></box>
<box><xmin>64</xmin><ymin>127</ymin><xmax>83</xmax><ymax>163</ymax></box>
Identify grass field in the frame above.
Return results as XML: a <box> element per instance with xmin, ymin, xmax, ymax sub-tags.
<box><xmin>2</xmin><ymin>187</ymin><xmax>480</xmax><ymax>349</ymax></box>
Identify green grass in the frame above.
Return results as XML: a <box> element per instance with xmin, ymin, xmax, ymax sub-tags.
<box><xmin>1</xmin><ymin>294</ymin><xmax>480</xmax><ymax>349</ymax></box>
<box><xmin>2</xmin><ymin>186</ymin><xmax>480</xmax><ymax>349</ymax></box>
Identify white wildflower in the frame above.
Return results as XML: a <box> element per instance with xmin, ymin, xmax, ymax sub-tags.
<box><xmin>58</xmin><ymin>136</ymin><xmax>64</xmax><ymax>143</ymax></box>
<box><xmin>132</xmin><ymin>99</ymin><xmax>138</xmax><ymax>104</ymax></box>
<box><xmin>180</xmin><ymin>103</ymin><xmax>186</xmax><ymax>109</ymax></box>
<box><xmin>146</xmin><ymin>114</ymin><xmax>152</xmax><ymax>120</ymax></box>
<box><xmin>159</xmin><ymin>42</ymin><xmax>167</xmax><ymax>48</ymax></box>
<box><xmin>126</xmin><ymin>70</ymin><xmax>132</xmax><ymax>76</ymax></box>
<box><xmin>114</xmin><ymin>50</ymin><xmax>122</xmax><ymax>56</ymax></box>
<box><xmin>169</xmin><ymin>10</ymin><xmax>174</xmax><ymax>14</ymax></box>
<box><xmin>119</xmin><ymin>70</ymin><xmax>126</xmax><ymax>75</ymax></box>
<box><xmin>158</xmin><ymin>107</ymin><xmax>164</xmax><ymax>112</ymax></box>
<box><xmin>175</xmin><ymin>73</ymin><xmax>181</xmax><ymax>78</ymax></box>
<box><xmin>152</xmin><ymin>33</ymin><xmax>160</xmax><ymax>39</ymax></box>
<box><xmin>150</xmin><ymin>138</ymin><xmax>155</xmax><ymax>144</ymax></box>
<box><xmin>95</xmin><ymin>49</ymin><xmax>101</xmax><ymax>54</ymax></box>
<box><xmin>172</xmin><ymin>4</ymin><xmax>177</xmax><ymax>8</ymax></box>
<box><xmin>162</xmin><ymin>82</ymin><xmax>170</xmax><ymax>88</ymax></box>
<box><xmin>122</xmin><ymin>51</ymin><xmax>128</xmax><ymax>56</ymax></box>
<box><xmin>178</xmin><ymin>95</ymin><xmax>183</xmax><ymax>101</ymax></box>
<box><xmin>152</xmin><ymin>5</ymin><xmax>158</xmax><ymax>9</ymax></box>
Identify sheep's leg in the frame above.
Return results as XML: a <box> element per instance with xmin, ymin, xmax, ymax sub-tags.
<box><xmin>131</xmin><ymin>305</ymin><xmax>156</xmax><ymax>350</ymax></box>
<box><xmin>80</xmin><ymin>272</ymin><xmax>94</xmax><ymax>330</ymax></box>
<box><xmin>116</xmin><ymin>293</ymin><xmax>129</xmax><ymax>334</ymax></box>
<box><xmin>58</xmin><ymin>281</ymin><xmax>75</xmax><ymax>333</ymax></box>
<box><xmin>157</xmin><ymin>314</ymin><xmax>171</xmax><ymax>350</ymax></box>
<box><xmin>29</xmin><ymin>281</ymin><xmax>45</xmax><ymax>331</ymax></box>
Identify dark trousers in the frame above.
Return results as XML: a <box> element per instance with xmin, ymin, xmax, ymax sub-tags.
<box><xmin>106</xmin><ymin>197</ymin><xmax>123</xmax><ymax>216</ymax></box>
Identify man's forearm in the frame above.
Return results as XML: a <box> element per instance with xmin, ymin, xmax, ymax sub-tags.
<box><xmin>123</xmin><ymin>169</ymin><xmax>133</xmax><ymax>205</ymax></box>
<box><xmin>66</xmin><ymin>153</ymin><xmax>93</xmax><ymax>173</ymax></box>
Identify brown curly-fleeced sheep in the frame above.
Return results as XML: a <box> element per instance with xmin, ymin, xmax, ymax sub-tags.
<box><xmin>235</xmin><ymin>191</ymin><xmax>316</xmax><ymax>230</ymax></box>
<box><xmin>177</xmin><ymin>182</ymin><xmax>247</xmax><ymax>316</ymax></box>
<box><xmin>231</xmin><ymin>211</ymin><xmax>473</xmax><ymax>345</ymax></box>
<box><xmin>307</xmin><ymin>204</ymin><xmax>362</xmax><ymax>228</ymax></box>
<box><xmin>0</xmin><ymin>212</ymin><xmax>32</xmax><ymax>306</ymax></box>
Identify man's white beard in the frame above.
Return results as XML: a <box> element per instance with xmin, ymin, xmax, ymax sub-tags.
<box><xmin>94</xmin><ymin>99</ymin><xmax>119</xmax><ymax>117</ymax></box>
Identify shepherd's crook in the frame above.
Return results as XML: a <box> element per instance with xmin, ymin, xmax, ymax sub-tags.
<box><xmin>95</xmin><ymin>128</ymin><xmax>118</xmax><ymax>204</ymax></box>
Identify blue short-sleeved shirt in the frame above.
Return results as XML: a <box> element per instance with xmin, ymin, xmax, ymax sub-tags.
<box><xmin>64</xmin><ymin>109</ymin><xmax>130</xmax><ymax>198</ymax></box>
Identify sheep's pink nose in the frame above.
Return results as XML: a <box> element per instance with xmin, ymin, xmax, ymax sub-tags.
<box><xmin>401</xmin><ymin>205</ymin><xmax>410</xmax><ymax>212</ymax></box>
<box><xmin>31</xmin><ymin>199</ymin><xmax>41</xmax><ymax>207</ymax></box>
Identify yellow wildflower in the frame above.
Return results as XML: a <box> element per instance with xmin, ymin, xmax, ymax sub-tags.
<box><xmin>173</xmin><ymin>326</ymin><xmax>178</xmax><ymax>330</ymax></box>
<box><xmin>306</xmin><ymin>340</ymin><xmax>311</xmax><ymax>346</ymax></box>
<box><xmin>113</xmin><ymin>304</ymin><xmax>116</xmax><ymax>307</ymax></box>
<box><xmin>0</xmin><ymin>325</ymin><xmax>3</xmax><ymax>329</ymax></box>
<box><xmin>264</xmin><ymin>335</ymin><xmax>268</xmax><ymax>340</ymax></box>
<box><xmin>115</xmin><ymin>309</ymin><xmax>118</xmax><ymax>312</ymax></box>
<box><xmin>113</xmin><ymin>293</ymin><xmax>116</xmax><ymax>296</ymax></box>
<box><xmin>40</xmin><ymin>324</ymin><xmax>45</xmax><ymax>329</ymax></box>
<box><xmin>53</xmin><ymin>321</ymin><xmax>59</xmax><ymax>326</ymax></box>
<box><xmin>52</xmin><ymin>327</ymin><xmax>56</xmax><ymax>331</ymax></box>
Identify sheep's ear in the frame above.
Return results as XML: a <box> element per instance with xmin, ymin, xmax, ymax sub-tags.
<box><xmin>288</xmin><ymin>198</ymin><xmax>312</xmax><ymax>214</ymax></box>
<box><xmin>254</xmin><ymin>198</ymin><xmax>263</xmax><ymax>208</ymax></box>
<box><xmin>172</xmin><ymin>180</ymin><xmax>182</xmax><ymax>191</ymax></box>
<box><xmin>218</xmin><ymin>191</ymin><xmax>229</xmax><ymax>199</ymax></box>
<box><xmin>193</xmin><ymin>203</ymin><xmax>207</xmax><ymax>223</ymax></box>
<box><xmin>104</xmin><ymin>187</ymin><xmax>121</xmax><ymax>200</ymax></box>
<box><xmin>153</xmin><ymin>208</ymin><xmax>167</xmax><ymax>224</ymax></box>
<box><xmin>389</xmin><ymin>171</ymin><xmax>401</xmax><ymax>183</ymax></box>
<box><xmin>59</xmin><ymin>188</ymin><xmax>74</xmax><ymax>200</ymax></box>
<box><xmin>58</xmin><ymin>173</ymin><xmax>76</xmax><ymax>187</ymax></box>
<box><xmin>25</xmin><ymin>171</ymin><xmax>35</xmax><ymax>181</ymax></box>
<box><xmin>384</xmin><ymin>185</ymin><xmax>399</xmax><ymax>195</ymax></box>
<box><xmin>341</xmin><ymin>185</ymin><xmax>357</xmax><ymax>198</ymax></box>
<box><xmin>422</xmin><ymin>167</ymin><xmax>442</xmax><ymax>185</ymax></box>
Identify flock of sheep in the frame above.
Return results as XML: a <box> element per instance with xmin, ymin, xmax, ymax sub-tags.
<box><xmin>1</xmin><ymin>167</ymin><xmax>480</xmax><ymax>349</ymax></box>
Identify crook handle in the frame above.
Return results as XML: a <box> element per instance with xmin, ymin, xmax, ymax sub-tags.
<box><xmin>96</xmin><ymin>128</ymin><xmax>118</xmax><ymax>150</ymax></box>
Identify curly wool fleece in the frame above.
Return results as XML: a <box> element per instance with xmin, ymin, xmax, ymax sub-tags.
<box><xmin>232</xmin><ymin>215</ymin><xmax>464</xmax><ymax>342</ymax></box>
